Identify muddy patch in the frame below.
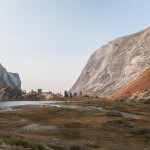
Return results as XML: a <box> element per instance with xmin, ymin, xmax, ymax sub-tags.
<box><xmin>0</xmin><ymin>107</ymin><xmax>22</xmax><ymax>112</ymax></box>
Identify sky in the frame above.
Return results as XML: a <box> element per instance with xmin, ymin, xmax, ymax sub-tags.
<box><xmin>0</xmin><ymin>0</ymin><xmax>150</xmax><ymax>93</ymax></box>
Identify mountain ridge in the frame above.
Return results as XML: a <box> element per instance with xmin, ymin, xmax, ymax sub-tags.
<box><xmin>70</xmin><ymin>27</ymin><xmax>150</xmax><ymax>97</ymax></box>
<box><xmin>0</xmin><ymin>63</ymin><xmax>21</xmax><ymax>89</ymax></box>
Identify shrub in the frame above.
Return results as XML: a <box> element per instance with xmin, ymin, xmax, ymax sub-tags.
<box><xmin>69</xmin><ymin>143</ymin><xmax>87</xmax><ymax>150</ymax></box>
<box><xmin>106</xmin><ymin>111</ymin><xmax>122</xmax><ymax>117</ymax></box>
<box><xmin>144</xmin><ymin>99</ymin><xmax>150</xmax><ymax>104</ymax></box>
<box><xmin>3</xmin><ymin>136</ymin><xmax>44</xmax><ymax>150</ymax></box>
<box><xmin>64</xmin><ymin>90</ymin><xmax>69</xmax><ymax>97</ymax></box>
<box><xmin>131</xmin><ymin>127</ymin><xmax>150</xmax><ymax>135</ymax></box>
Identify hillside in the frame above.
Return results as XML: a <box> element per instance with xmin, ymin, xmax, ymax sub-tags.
<box><xmin>0</xmin><ymin>63</ymin><xmax>21</xmax><ymax>89</ymax></box>
<box><xmin>70</xmin><ymin>27</ymin><xmax>150</xmax><ymax>97</ymax></box>
<box><xmin>109</xmin><ymin>66</ymin><xmax>150</xmax><ymax>100</ymax></box>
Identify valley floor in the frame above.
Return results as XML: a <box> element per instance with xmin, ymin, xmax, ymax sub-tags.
<box><xmin>0</xmin><ymin>98</ymin><xmax>150</xmax><ymax>150</ymax></box>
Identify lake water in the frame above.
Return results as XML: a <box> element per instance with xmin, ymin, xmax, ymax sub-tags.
<box><xmin>0</xmin><ymin>100</ymin><xmax>60</xmax><ymax>108</ymax></box>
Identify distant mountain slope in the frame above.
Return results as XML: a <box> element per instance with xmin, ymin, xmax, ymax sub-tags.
<box><xmin>0</xmin><ymin>63</ymin><xmax>21</xmax><ymax>89</ymax></box>
<box><xmin>70</xmin><ymin>27</ymin><xmax>150</xmax><ymax>97</ymax></box>
<box><xmin>109</xmin><ymin>66</ymin><xmax>150</xmax><ymax>100</ymax></box>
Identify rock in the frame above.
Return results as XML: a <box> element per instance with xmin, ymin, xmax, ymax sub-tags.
<box><xmin>22</xmin><ymin>124</ymin><xmax>58</xmax><ymax>131</ymax></box>
<box><xmin>70</xmin><ymin>27</ymin><xmax>150</xmax><ymax>97</ymax></box>
<box><xmin>0</xmin><ymin>63</ymin><xmax>21</xmax><ymax>89</ymax></box>
<box><xmin>0</xmin><ymin>63</ymin><xmax>21</xmax><ymax>100</ymax></box>
<box><xmin>0</xmin><ymin>87</ymin><xmax>21</xmax><ymax>100</ymax></box>
<box><xmin>82</xmin><ymin>93</ymin><xmax>98</xmax><ymax>98</ymax></box>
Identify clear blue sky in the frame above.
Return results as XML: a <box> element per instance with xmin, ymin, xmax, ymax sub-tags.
<box><xmin>0</xmin><ymin>0</ymin><xmax>150</xmax><ymax>93</ymax></box>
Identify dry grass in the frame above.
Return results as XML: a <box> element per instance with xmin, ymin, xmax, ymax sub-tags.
<box><xmin>64</xmin><ymin>98</ymin><xmax>150</xmax><ymax>116</ymax></box>
<box><xmin>0</xmin><ymin>99</ymin><xmax>150</xmax><ymax>149</ymax></box>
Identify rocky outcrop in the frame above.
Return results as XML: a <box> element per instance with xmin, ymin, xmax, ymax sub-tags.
<box><xmin>0</xmin><ymin>87</ymin><xmax>21</xmax><ymax>100</ymax></box>
<box><xmin>0</xmin><ymin>63</ymin><xmax>21</xmax><ymax>89</ymax></box>
<box><xmin>22</xmin><ymin>92</ymin><xmax>63</xmax><ymax>100</ymax></box>
<box><xmin>70</xmin><ymin>28</ymin><xmax>150</xmax><ymax>97</ymax></box>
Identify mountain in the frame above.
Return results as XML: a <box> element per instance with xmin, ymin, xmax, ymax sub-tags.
<box><xmin>109</xmin><ymin>66</ymin><xmax>150</xmax><ymax>100</ymax></box>
<box><xmin>0</xmin><ymin>63</ymin><xmax>21</xmax><ymax>89</ymax></box>
<box><xmin>70</xmin><ymin>27</ymin><xmax>150</xmax><ymax>97</ymax></box>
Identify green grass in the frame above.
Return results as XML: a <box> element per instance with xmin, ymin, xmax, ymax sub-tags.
<box><xmin>0</xmin><ymin>132</ymin><xmax>44</xmax><ymax>150</ymax></box>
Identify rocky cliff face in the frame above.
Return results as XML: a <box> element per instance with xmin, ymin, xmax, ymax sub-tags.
<box><xmin>70</xmin><ymin>28</ymin><xmax>150</xmax><ymax>97</ymax></box>
<box><xmin>0</xmin><ymin>63</ymin><xmax>21</xmax><ymax>89</ymax></box>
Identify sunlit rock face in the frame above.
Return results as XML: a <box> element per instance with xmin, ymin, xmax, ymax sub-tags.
<box><xmin>70</xmin><ymin>28</ymin><xmax>150</xmax><ymax>97</ymax></box>
<box><xmin>0</xmin><ymin>63</ymin><xmax>21</xmax><ymax>89</ymax></box>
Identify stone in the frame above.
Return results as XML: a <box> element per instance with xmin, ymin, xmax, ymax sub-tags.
<box><xmin>70</xmin><ymin>27</ymin><xmax>150</xmax><ymax>97</ymax></box>
<box><xmin>0</xmin><ymin>63</ymin><xmax>21</xmax><ymax>89</ymax></box>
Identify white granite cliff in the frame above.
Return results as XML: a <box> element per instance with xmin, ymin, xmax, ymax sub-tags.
<box><xmin>70</xmin><ymin>28</ymin><xmax>150</xmax><ymax>97</ymax></box>
<box><xmin>0</xmin><ymin>63</ymin><xmax>21</xmax><ymax>89</ymax></box>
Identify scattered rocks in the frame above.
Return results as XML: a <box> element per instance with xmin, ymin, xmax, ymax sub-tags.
<box><xmin>22</xmin><ymin>124</ymin><xmax>58</xmax><ymax>131</ymax></box>
<box><xmin>20</xmin><ymin>119</ymin><xmax>28</xmax><ymax>122</ymax></box>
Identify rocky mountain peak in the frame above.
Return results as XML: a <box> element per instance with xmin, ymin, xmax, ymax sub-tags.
<box><xmin>0</xmin><ymin>63</ymin><xmax>21</xmax><ymax>89</ymax></box>
<box><xmin>70</xmin><ymin>27</ymin><xmax>150</xmax><ymax>97</ymax></box>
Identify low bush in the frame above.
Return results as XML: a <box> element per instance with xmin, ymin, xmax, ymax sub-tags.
<box><xmin>0</xmin><ymin>132</ymin><xmax>44</xmax><ymax>150</ymax></box>
<box><xmin>105</xmin><ymin>111</ymin><xmax>122</xmax><ymax>117</ymax></box>
<box><xmin>69</xmin><ymin>143</ymin><xmax>88</xmax><ymax>150</ymax></box>
<box><xmin>4</xmin><ymin>137</ymin><xmax>44</xmax><ymax>150</ymax></box>
<box><xmin>131</xmin><ymin>127</ymin><xmax>150</xmax><ymax>135</ymax></box>
<box><xmin>144</xmin><ymin>99</ymin><xmax>150</xmax><ymax>104</ymax></box>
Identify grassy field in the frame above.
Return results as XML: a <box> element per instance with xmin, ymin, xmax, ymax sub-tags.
<box><xmin>0</xmin><ymin>98</ymin><xmax>150</xmax><ymax>150</ymax></box>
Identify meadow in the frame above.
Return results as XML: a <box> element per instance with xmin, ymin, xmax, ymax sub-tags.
<box><xmin>0</xmin><ymin>98</ymin><xmax>150</xmax><ymax>150</ymax></box>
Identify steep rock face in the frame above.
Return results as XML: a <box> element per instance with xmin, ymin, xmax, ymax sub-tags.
<box><xmin>0</xmin><ymin>87</ymin><xmax>21</xmax><ymax>100</ymax></box>
<box><xmin>70</xmin><ymin>28</ymin><xmax>150</xmax><ymax>97</ymax></box>
<box><xmin>0</xmin><ymin>63</ymin><xmax>21</xmax><ymax>89</ymax></box>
